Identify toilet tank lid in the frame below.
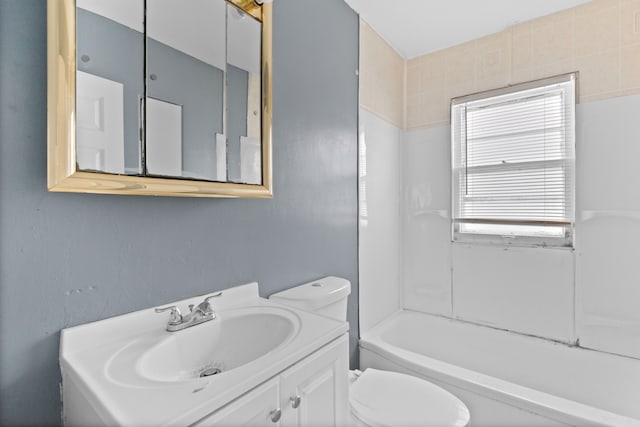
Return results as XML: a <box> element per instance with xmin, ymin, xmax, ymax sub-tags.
<box><xmin>269</xmin><ymin>276</ymin><xmax>351</xmax><ymax>311</ymax></box>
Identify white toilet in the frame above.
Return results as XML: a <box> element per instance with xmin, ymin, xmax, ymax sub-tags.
<box><xmin>270</xmin><ymin>277</ymin><xmax>470</xmax><ymax>427</ymax></box>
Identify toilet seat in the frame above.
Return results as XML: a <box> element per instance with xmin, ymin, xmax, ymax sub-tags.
<box><xmin>349</xmin><ymin>369</ymin><xmax>470</xmax><ymax>427</ymax></box>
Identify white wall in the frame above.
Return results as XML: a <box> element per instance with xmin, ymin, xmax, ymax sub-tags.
<box><xmin>451</xmin><ymin>244</ymin><xmax>574</xmax><ymax>342</ymax></box>
<box><xmin>359</xmin><ymin>109</ymin><xmax>402</xmax><ymax>332</ymax></box>
<box><xmin>574</xmin><ymin>94</ymin><xmax>640</xmax><ymax>358</ymax></box>
<box><xmin>402</xmin><ymin>126</ymin><xmax>452</xmax><ymax>316</ymax></box>
<box><xmin>357</xmin><ymin>17</ymin><xmax>404</xmax><ymax>335</ymax></box>
<box><xmin>402</xmin><ymin>94</ymin><xmax>640</xmax><ymax>358</ymax></box>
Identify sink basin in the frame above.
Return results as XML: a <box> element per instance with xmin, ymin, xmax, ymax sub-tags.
<box><xmin>61</xmin><ymin>282</ymin><xmax>349</xmax><ymax>426</ymax></box>
<box><xmin>107</xmin><ymin>306</ymin><xmax>300</xmax><ymax>385</ymax></box>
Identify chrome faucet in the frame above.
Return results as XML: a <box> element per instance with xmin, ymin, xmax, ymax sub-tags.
<box><xmin>155</xmin><ymin>292</ymin><xmax>222</xmax><ymax>332</ymax></box>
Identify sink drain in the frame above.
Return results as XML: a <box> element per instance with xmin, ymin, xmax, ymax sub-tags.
<box><xmin>200</xmin><ymin>367</ymin><xmax>222</xmax><ymax>378</ymax></box>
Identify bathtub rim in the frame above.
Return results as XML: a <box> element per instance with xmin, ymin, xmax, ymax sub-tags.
<box><xmin>359</xmin><ymin>310</ymin><xmax>640</xmax><ymax>427</ymax></box>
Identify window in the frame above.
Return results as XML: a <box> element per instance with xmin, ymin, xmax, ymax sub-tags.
<box><xmin>451</xmin><ymin>74</ymin><xmax>575</xmax><ymax>247</ymax></box>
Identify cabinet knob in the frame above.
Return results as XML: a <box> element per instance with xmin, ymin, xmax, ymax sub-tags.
<box><xmin>270</xmin><ymin>408</ymin><xmax>281</xmax><ymax>423</ymax></box>
<box><xmin>290</xmin><ymin>395</ymin><xmax>301</xmax><ymax>409</ymax></box>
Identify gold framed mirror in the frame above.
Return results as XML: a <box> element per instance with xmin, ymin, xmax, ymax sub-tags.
<box><xmin>47</xmin><ymin>0</ymin><xmax>272</xmax><ymax>198</ymax></box>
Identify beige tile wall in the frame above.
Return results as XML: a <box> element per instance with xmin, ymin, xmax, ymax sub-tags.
<box><xmin>359</xmin><ymin>20</ymin><xmax>405</xmax><ymax>129</ymax></box>
<box><xmin>407</xmin><ymin>0</ymin><xmax>640</xmax><ymax>130</ymax></box>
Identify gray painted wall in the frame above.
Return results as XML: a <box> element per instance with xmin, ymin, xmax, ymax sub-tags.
<box><xmin>0</xmin><ymin>0</ymin><xmax>359</xmax><ymax>425</ymax></box>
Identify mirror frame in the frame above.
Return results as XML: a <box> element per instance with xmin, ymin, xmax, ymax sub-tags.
<box><xmin>47</xmin><ymin>0</ymin><xmax>272</xmax><ymax>198</ymax></box>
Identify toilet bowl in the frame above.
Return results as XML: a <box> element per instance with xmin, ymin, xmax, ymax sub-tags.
<box><xmin>270</xmin><ymin>277</ymin><xmax>471</xmax><ymax>427</ymax></box>
<box><xmin>349</xmin><ymin>369</ymin><xmax>469</xmax><ymax>427</ymax></box>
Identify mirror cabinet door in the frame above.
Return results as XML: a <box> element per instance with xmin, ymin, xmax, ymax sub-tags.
<box><xmin>226</xmin><ymin>2</ymin><xmax>262</xmax><ymax>185</ymax></box>
<box><xmin>49</xmin><ymin>0</ymin><xmax>271</xmax><ymax>197</ymax></box>
<box><xmin>146</xmin><ymin>0</ymin><xmax>227</xmax><ymax>182</ymax></box>
<box><xmin>75</xmin><ymin>0</ymin><xmax>144</xmax><ymax>175</ymax></box>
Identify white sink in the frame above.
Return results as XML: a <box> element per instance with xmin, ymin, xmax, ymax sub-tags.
<box><xmin>125</xmin><ymin>307</ymin><xmax>298</xmax><ymax>383</ymax></box>
<box><xmin>60</xmin><ymin>282</ymin><xmax>348</xmax><ymax>426</ymax></box>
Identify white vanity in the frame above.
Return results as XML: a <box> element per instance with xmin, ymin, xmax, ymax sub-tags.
<box><xmin>60</xmin><ymin>283</ymin><xmax>349</xmax><ymax>426</ymax></box>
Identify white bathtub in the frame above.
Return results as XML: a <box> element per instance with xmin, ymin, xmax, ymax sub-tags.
<box><xmin>359</xmin><ymin>310</ymin><xmax>640</xmax><ymax>427</ymax></box>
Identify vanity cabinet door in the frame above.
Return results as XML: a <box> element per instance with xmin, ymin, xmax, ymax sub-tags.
<box><xmin>279</xmin><ymin>335</ymin><xmax>349</xmax><ymax>427</ymax></box>
<box><xmin>194</xmin><ymin>377</ymin><xmax>281</xmax><ymax>426</ymax></box>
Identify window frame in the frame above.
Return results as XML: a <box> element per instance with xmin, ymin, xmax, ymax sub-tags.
<box><xmin>450</xmin><ymin>73</ymin><xmax>576</xmax><ymax>248</ymax></box>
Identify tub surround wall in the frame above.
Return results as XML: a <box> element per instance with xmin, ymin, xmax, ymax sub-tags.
<box><xmin>357</xmin><ymin>0</ymin><xmax>640</xmax><ymax>362</ymax></box>
<box><xmin>358</xmin><ymin>109</ymin><xmax>402</xmax><ymax>332</ymax></box>
<box><xmin>403</xmin><ymin>121</ymin><xmax>575</xmax><ymax>341</ymax></box>
<box><xmin>0</xmin><ymin>1</ymin><xmax>359</xmax><ymax>425</ymax></box>
<box><xmin>401</xmin><ymin>0</ymin><xmax>640</xmax><ymax>358</ymax></box>
<box><xmin>357</xmin><ymin>18</ymin><xmax>404</xmax><ymax>332</ymax></box>
<box><xmin>574</xmin><ymin>94</ymin><xmax>640</xmax><ymax>358</ymax></box>
<box><xmin>401</xmin><ymin>126</ymin><xmax>452</xmax><ymax>317</ymax></box>
<box><xmin>451</xmin><ymin>245</ymin><xmax>574</xmax><ymax>342</ymax></box>
<box><xmin>404</xmin><ymin>95</ymin><xmax>640</xmax><ymax>355</ymax></box>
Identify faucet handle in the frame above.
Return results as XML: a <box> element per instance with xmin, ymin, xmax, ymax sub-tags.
<box><xmin>204</xmin><ymin>291</ymin><xmax>223</xmax><ymax>304</ymax></box>
<box><xmin>194</xmin><ymin>292</ymin><xmax>222</xmax><ymax>317</ymax></box>
<box><xmin>154</xmin><ymin>305</ymin><xmax>182</xmax><ymax>325</ymax></box>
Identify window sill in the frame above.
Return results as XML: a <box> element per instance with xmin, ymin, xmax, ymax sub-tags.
<box><xmin>451</xmin><ymin>238</ymin><xmax>575</xmax><ymax>251</ymax></box>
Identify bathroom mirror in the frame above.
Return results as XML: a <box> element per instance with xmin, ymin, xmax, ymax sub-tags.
<box><xmin>226</xmin><ymin>2</ymin><xmax>263</xmax><ymax>184</ymax></box>
<box><xmin>146</xmin><ymin>0</ymin><xmax>226</xmax><ymax>181</ymax></box>
<box><xmin>75</xmin><ymin>0</ymin><xmax>144</xmax><ymax>176</ymax></box>
<box><xmin>47</xmin><ymin>0</ymin><xmax>272</xmax><ymax>197</ymax></box>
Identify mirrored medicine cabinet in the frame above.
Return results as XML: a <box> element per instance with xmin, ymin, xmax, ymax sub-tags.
<box><xmin>47</xmin><ymin>0</ymin><xmax>272</xmax><ymax>197</ymax></box>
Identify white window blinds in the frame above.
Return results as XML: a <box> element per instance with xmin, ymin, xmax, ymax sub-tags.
<box><xmin>451</xmin><ymin>74</ymin><xmax>575</xmax><ymax>246</ymax></box>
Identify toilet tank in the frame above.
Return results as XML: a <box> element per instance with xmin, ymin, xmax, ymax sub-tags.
<box><xmin>269</xmin><ymin>276</ymin><xmax>351</xmax><ymax>321</ymax></box>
